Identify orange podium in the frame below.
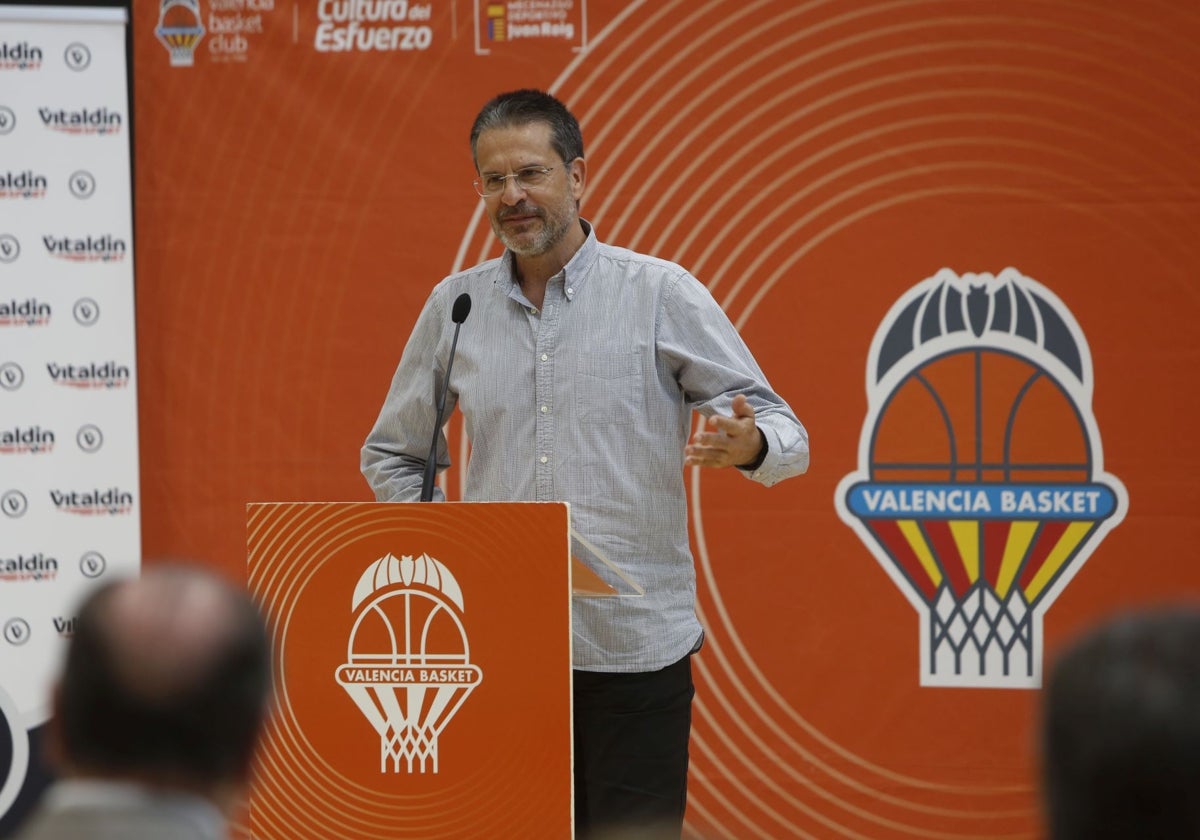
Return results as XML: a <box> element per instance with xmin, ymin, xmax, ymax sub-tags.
<box><xmin>246</xmin><ymin>502</ymin><xmax>577</xmax><ymax>839</ymax></box>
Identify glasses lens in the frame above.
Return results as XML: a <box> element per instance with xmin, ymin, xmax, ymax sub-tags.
<box><xmin>517</xmin><ymin>167</ymin><xmax>551</xmax><ymax>189</ymax></box>
<box><xmin>473</xmin><ymin>167</ymin><xmax>553</xmax><ymax>197</ymax></box>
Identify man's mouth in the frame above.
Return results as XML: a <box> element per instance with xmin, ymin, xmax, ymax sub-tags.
<box><xmin>500</xmin><ymin>208</ymin><xmax>541</xmax><ymax>224</ymax></box>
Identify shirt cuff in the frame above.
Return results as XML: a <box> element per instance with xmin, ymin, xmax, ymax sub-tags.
<box><xmin>736</xmin><ymin>427</ymin><xmax>769</xmax><ymax>471</ymax></box>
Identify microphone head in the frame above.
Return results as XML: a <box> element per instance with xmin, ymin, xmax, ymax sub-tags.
<box><xmin>451</xmin><ymin>293</ymin><xmax>472</xmax><ymax>324</ymax></box>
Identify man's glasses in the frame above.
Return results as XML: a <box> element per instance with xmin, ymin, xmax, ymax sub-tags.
<box><xmin>473</xmin><ymin>165</ymin><xmax>556</xmax><ymax>198</ymax></box>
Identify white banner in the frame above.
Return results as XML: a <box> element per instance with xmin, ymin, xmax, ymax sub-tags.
<box><xmin>0</xmin><ymin>4</ymin><xmax>136</xmax><ymax>827</ymax></box>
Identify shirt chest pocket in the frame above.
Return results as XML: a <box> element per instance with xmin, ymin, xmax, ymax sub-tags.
<box><xmin>575</xmin><ymin>352</ymin><xmax>642</xmax><ymax>424</ymax></box>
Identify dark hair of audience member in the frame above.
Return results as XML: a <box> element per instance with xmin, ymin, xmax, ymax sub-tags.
<box><xmin>1042</xmin><ymin>606</ymin><xmax>1200</xmax><ymax>840</ymax></box>
<box><xmin>56</xmin><ymin>572</ymin><xmax>270</xmax><ymax>788</ymax></box>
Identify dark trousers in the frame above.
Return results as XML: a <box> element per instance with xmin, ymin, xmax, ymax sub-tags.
<box><xmin>572</xmin><ymin>653</ymin><xmax>695</xmax><ymax>840</ymax></box>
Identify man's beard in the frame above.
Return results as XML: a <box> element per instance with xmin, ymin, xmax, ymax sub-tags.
<box><xmin>493</xmin><ymin>200</ymin><xmax>573</xmax><ymax>256</ymax></box>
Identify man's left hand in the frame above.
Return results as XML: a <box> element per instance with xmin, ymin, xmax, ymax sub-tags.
<box><xmin>684</xmin><ymin>394</ymin><xmax>765</xmax><ymax>469</ymax></box>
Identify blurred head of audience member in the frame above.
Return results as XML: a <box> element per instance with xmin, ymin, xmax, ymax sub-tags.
<box><xmin>17</xmin><ymin>565</ymin><xmax>270</xmax><ymax>839</ymax></box>
<box><xmin>1042</xmin><ymin>605</ymin><xmax>1200</xmax><ymax>840</ymax></box>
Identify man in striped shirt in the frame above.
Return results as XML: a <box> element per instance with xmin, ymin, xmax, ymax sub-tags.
<box><xmin>362</xmin><ymin>88</ymin><xmax>809</xmax><ymax>839</ymax></box>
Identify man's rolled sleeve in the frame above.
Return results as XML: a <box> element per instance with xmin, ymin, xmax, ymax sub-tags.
<box><xmin>745</xmin><ymin>414</ymin><xmax>810</xmax><ymax>487</ymax></box>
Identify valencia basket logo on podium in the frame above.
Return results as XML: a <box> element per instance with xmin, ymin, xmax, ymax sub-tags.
<box><xmin>336</xmin><ymin>552</ymin><xmax>482</xmax><ymax>772</ymax></box>
<box><xmin>835</xmin><ymin>268</ymin><xmax>1128</xmax><ymax>689</ymax></box>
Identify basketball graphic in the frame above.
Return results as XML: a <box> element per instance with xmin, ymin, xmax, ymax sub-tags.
<box><xmin>836</xmin><ymin>268</ymin><xmax>1128</xmax><ymax>688</ymax></box>
<box><xmin>336</xmin><ymin>552</ymin><xmax>483</xmax><ymax>773</ymax></box>
<box><xmin>153</xmin><ymin>0</ymin><xmax>205</xmax><ymax>66</ymax></box>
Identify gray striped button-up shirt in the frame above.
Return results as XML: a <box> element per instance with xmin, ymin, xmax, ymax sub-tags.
<box><xmin>362</xmin><ymin>221</ymin><xmax>808</xmax><ymax>672</ymax></box>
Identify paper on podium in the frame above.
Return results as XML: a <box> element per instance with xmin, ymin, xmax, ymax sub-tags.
<box><xmin>570</xmin><ymin>528</ymin><xmax>644</xmax><ymax>598</ymax></box>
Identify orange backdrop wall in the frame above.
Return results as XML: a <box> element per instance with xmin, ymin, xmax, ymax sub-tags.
<box><xmin>132</xmin><ymin>2</ymin><xmax>1200</xmax><ymax>837</ymax></box>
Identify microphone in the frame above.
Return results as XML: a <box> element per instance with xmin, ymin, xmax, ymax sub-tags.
<box><xmin>420</xmin><ymin>293</ymin><xmax>472</xmax><ymax>502</ymax></box>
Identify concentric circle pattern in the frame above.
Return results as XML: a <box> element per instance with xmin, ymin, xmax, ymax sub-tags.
<box><xmin>246</xmin><ymin>503</ymin><xmax>571</xmax><ymax>838</ymax></box>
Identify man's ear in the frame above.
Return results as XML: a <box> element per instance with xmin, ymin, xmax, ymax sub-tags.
<box><xmin>569</xmin><ymin>156</ymin><xmax>586</xmax><ymax>201</ymax></box>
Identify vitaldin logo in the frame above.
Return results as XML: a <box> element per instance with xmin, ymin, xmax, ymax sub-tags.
<box><xmin>43</xmin><ymin>234</ymin><xmax>127</xmax><ymax>262</ymax></box>
<box><xmin>835</xmin><ymin>268</ymin><xmax>1127</xmax><ymax>689</ymax></box>
<box><xmin>50</xmin><ymin>487</ymin><xmax>135</xmax><ymax>515</ymax></box>
<box><xmin>0</xmin><ymin>41</ymin><xmax>43</xmax><ymax>70</ymax></box>
<box><xmin>47</xmin><ymin>361</ymin><xmax>131</xmax><ymax>389</ymax></box>
<box><xmin>38</xmin><ymin>107</ymin><xmax>122</xmax><ymax>136</ymax></box>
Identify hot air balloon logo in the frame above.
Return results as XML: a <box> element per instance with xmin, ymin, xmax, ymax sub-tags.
<box><xmin>336</xmin><ymin>552</ymin><xmax>482</xmax><ymax>772</ymax></box>
<box><xmin>835</xmin><ymin>268</ymin><xmax>1127</xmax><ymax>688</ymax></box>
<box><xmin>153</xmin><ymin>0</ymin><xmax>205</xmax><ymax>67</ymax></box>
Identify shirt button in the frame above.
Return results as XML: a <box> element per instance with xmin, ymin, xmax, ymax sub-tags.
<box><xmin>540</xmin><ymin>405</ymin><xmax>549</xmax><ymax>413</ymax></box>
<box><xmin>530</xmin><ymin>307</ymin><xmax>539</xmax><ymax>315</ymax></box>
<box><xmin>540</xmin><ymin>353</ymin><xmax>548</xmax><ymax>361</ymax></box>
<box><xmin>566</xmin><ymin>287</ymin><xmax>574</xmax><ymax>295</ymax></box>
<box><xmin>540</xmin><ymin>455</ymin><xmax>549</xmax><ymax>464</ymax></box>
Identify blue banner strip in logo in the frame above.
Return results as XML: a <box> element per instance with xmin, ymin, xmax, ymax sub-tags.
<box><xmin>846</xmin><ymin>482</ymin><xmax>1117</xmax><ymax>521</ymax></box>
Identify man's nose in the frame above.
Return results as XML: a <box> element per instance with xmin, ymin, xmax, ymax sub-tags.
<box><xmin>499</xmin><ymin>177</ymin><xmax>529</xmax><ymax>204</ymax></box>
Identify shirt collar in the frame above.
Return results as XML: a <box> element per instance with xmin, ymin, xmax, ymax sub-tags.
<box><xmin>561</xmin><ymin>218</ymin><xmax>599</xmax><ymax>299</ymax></box>
<box><xmin>495</xmin><ymin>218</ymin><xmax>599</xmax><ymax>303</ymax></box>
